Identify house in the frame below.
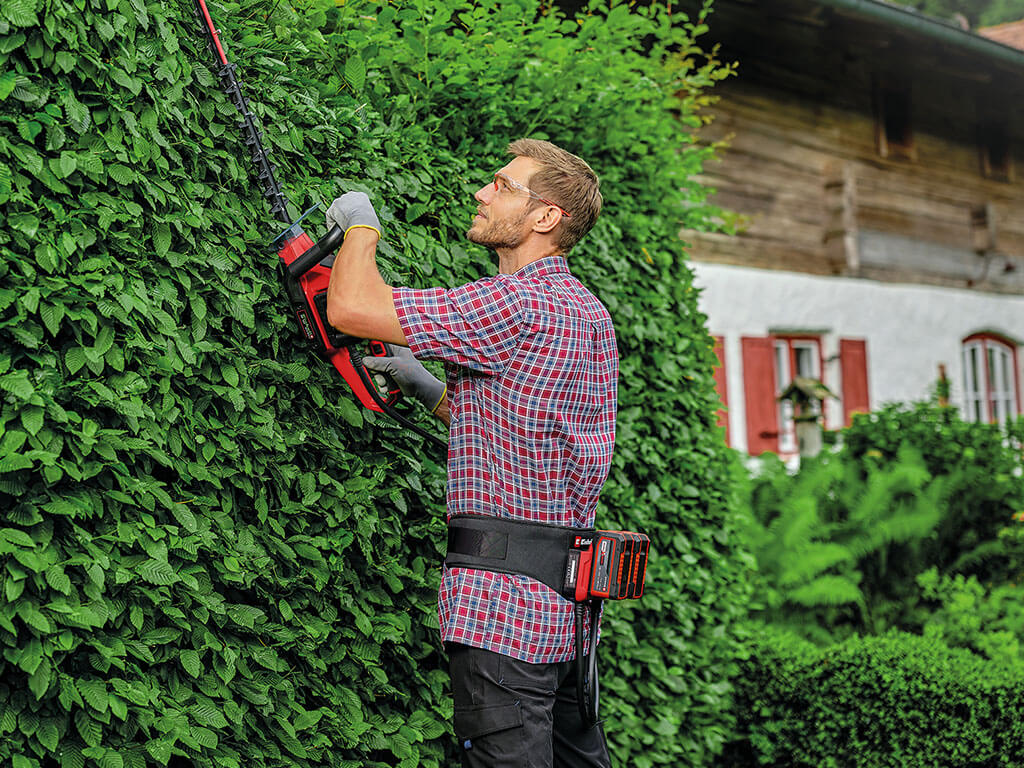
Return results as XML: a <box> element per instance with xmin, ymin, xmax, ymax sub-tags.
<box><xmin>686</xmin><ymin>0</ymin><xmax>1024</xmax><ymax>458</ymax></box>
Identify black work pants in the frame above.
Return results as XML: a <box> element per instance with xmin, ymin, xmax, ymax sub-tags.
<box><xmin>448</xmin><ymin>643</ymin><xmax>612</xmax><ymax>768</ymax></box>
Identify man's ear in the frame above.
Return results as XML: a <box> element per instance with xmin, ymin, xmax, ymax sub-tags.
<box><xmin>531</xmin><ymin>206</ymin><xmax>563</xmax><ymax>234</ymax></box>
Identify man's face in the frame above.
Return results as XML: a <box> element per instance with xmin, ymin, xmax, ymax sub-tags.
<box><xmin>466</xmin><ymin>156</ymin><xmax>540</xmax><ymax>249</ymax></box>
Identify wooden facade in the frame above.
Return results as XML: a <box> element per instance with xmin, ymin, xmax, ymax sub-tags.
<box><xmin>685</xmin><ymin>0</ymin><xmax>1024</xmax><ymax>295</ymax></box>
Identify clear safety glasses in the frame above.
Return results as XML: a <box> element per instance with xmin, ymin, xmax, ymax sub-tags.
<box><xmin>493</xmin><ymin>173</ymin><xmax>572</xmax><ymax>218</ymax></box>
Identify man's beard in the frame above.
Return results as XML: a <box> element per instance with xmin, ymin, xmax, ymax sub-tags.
<box><xmin>466</xmin><ymin>209</ymin><xmax>530</xmax><ymax>250</ymax></box>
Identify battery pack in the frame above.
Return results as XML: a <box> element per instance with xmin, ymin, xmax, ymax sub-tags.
<box><xmin>563</xmin><ymin>530</ymin><xmax>649</xmax><ymax>601</ymax></box>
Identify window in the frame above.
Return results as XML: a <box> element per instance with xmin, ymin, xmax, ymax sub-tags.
<box><xmin>962</xmin><ymin>334</ymin><xmax>1020</xmax><ymax>424</ymax></box>
<box><xmin>979</xmin><ymin>121</ymin><xmax>1012</xmax><ymax>182</ymax></box>
<box><xmin>875</xmin><ymin>81</ymin><xmax>915</xmax><ymax>160</ymax></box>
<box><xmin>774</xmin><ymin>337</ymin><xmax>822</xmax><ymax>453</ymax></box>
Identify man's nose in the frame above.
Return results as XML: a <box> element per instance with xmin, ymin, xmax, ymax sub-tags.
<box><xmin>474</xmin><ymin>184</ymin><xmax>492</xmax><ymax>204</ymax></box>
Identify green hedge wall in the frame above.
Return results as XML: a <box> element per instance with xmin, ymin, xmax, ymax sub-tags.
<box><xmin>0</xmin><ymin>0</ymin><xmax>750</xmax><ymax>766</ymax></box>
<box><xmin>720</xmin><ymin>628</ymin><xmax>1024</xmax><ymax>767</ymax></box>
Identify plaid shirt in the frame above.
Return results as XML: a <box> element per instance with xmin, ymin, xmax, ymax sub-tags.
<box><xmin>393</xmin><ymin>255</ymin><xmax>618</xmax><ymax>663</ymax></box>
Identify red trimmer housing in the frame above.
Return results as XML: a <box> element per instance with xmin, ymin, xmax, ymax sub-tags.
<box><xmin>273</xmin><ymin>218</ymin><xmax>400</xmax><ymax>412</ymax></box>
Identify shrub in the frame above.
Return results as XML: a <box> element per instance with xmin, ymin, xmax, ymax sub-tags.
<box><xmin>740</xmin><ymin>443</ymin><xmax>950</xmax><ymax>640</ymax></box>
<box><xmin>843</xmin><ymin>403</ymin><xmax>1024</xmax><ymax>584</ymax></box>
<box><xmin>740</xmin><ymin>403</ymin><xmax>1024</xmax><ymax>641</ymax></box>
<box><xmin>718</xmin><ymin>626</ymin><xmax>1024</xmax><ymax>767</ymax></box>
<box><xmin>916</xmin><ymin>566</ymin><xmax>1024</xmax><ymax>667</ymax></box>
<box><xmin>0</xmin><ymin>0</ymin><xmax>749</xmax><ymax>766</ymax></box>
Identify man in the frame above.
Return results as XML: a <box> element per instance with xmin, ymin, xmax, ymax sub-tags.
<box><xmin>324</xmin><ymin>139</ymin><xmax>617</xmax><ymax>767</ymax></box>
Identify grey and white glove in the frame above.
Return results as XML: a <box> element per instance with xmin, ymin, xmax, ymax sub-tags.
<box><xmin>363</xmin><ymin>345</ymin><xmax>446</xmax><ymax>413</ymax></box>
<box><xmin>326</xmin><ymin>191</ymin><xmax>382</xmax><ymax>239</ymax></box>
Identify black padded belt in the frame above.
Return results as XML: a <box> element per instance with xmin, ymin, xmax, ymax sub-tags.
<box><xmin>445</xmin><ymin>514</ymin><xmax>594</xmax><ymax>600</ymax></box>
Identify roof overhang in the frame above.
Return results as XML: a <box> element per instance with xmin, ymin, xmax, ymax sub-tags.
<box><xmin>818</xmin><ymin>0</ymin><xmax>1024</xmax><ymax>69</ymax></box>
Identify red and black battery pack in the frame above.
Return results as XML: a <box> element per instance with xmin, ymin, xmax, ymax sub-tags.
<box><xmin>565</xmin><ymin>530</ymin><xmax>650</xmax><ymax>602</ymax></box>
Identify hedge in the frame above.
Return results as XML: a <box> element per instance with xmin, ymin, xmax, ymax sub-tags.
<box><xmin>0</xmin><ymin>0</ymin><xmax>750</xmax><ymax>766</ymax></box>
<box><xmin>719</xmin><ymin>627</ymin><xmax>1024</xmax><ymax>767</ymax></box>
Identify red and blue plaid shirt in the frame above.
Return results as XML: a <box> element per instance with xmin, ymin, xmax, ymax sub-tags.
<box><xmin>393</xmin><ymin>255</ymin><xmax>618</xmax><ymax>664</ymax></box>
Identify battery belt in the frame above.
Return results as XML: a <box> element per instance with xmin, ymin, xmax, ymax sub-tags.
<box><xmin>445</xmin><ymin>513</ymin><xmax>603</xmax><ymax>728</ymax></box>
<box><xmin>445</xmin><ymin>514</ymin><xmax>591</xmax><ymax>600</ymax></box>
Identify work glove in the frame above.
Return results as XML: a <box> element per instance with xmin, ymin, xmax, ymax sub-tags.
<box><xmin>326</xmin><ymin>191</ymin><xmax>382</xmax><ymax>240</ymax></box>
<box><xmin>363</xmin><ymin>345</ymin><xmax>446</xmax><ymax>414</ymax></box>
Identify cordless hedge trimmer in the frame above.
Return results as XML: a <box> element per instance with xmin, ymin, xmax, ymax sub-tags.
<box><xmin>191</xmin><ymin>0</ymin><xmax>444</xmax><ymax>448</ymax></box>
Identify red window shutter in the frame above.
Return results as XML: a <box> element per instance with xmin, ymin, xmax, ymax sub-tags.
<box><xmin>840</xmin><ymin>338</ymin><xmax>870</xmax><ymax>426</ymax></box>
<box><xmin>742</xmin><ymin>336</ymin><xmax>779</xmax><ymax>455</ymax></box>
<box><xmin>712</xmin><ymin>336</ymin><xmax>730</xmax><ymax>444</ymax></box>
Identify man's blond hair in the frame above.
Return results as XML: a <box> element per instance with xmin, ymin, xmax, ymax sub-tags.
<box><xmin>508</xmin><ymin>138</ymin><xmax>602</xmax><ymax>253</ymax></box>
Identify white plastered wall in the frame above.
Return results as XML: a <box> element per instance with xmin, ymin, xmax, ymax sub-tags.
<box><xmin>692</xmin><ymin>263</ymin><xmax>1024</xmax><ymax>453</ymax></box>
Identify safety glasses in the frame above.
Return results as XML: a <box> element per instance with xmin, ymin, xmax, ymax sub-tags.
<box><xmin>493</xmin><ymin>172</ymin><xmax>571</xmax><ymax>218</ymax></box>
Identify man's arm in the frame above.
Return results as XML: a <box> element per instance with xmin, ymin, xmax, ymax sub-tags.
<box><xmin>432</xmin><ymin>393</ymin><xmax>450</xmax><ymax>428</ymax></box>
<box><xmin>325</xmin><ymin>227</ymin><xmax>408</xmax><ymax>345</ymax></box>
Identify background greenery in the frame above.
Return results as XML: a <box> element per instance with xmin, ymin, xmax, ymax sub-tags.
<box><xmin>907</xmin><ymin>0</ymin><xmax>1024</xmax><ymax>27</ymax></box>
<box><xmin>0</xmin><ymin>0</ymin><xmax>750</xmax><ymax>766</ymax></box>
<box><xmin>723</xmin><ymin>404</ymin><xmax>1024</xmax><ymax>765</ymax></box>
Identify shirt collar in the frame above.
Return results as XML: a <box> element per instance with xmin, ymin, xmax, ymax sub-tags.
<box><xmin>512</xmin><ymin>255</ymin><xmax>571</xmax><ymax>279</ymax></box>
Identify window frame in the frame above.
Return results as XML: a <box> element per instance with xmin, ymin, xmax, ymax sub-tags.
<box><xmin>772</xmin><ymin>334</ymin><xmax>824</xmax><ymax>454</ymax></box>
<box><xmin>962</xmin><ymin>333</ymin><xmax>1021</xmax><ymax>424</ymax></box>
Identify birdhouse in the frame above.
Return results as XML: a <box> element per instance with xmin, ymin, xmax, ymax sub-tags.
<box><xmin>778</xmin><ymin>377</ymin><xmax>837</xmax><ymax>457</ymax></box>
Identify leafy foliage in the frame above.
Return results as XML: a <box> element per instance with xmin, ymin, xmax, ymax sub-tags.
<box><xmin>718</xmin><ymin>626</ymin><xmax>1024</xmax><ymax>767</ymax></box>
<box><xmin>0</xmin><ymin>0</ymin><xmax>748</xmax><ymax>766</ymax></box>
<box><xmin>741</xmin><ymin>444</ymin><xmax>952</xmax><ymax>640</ymax></box>
<box><xmin>843</xmin><ymin>403</ymin><xmax>1024</xmax><ymax>585</ymax></box>
<box><xmin>906</xmin><ymin>0</ymin><xmax>1024</xmax><ymax>26</ymax></box>
<box><xmin>741</xmin><ymin>402</ymin><xmax>1024</xmax><ymax>645</ymax></box>
<box><xmin>917</xmin><ymin>567</ymin><xmax>1024</xmax><ymax>668</ymax></box>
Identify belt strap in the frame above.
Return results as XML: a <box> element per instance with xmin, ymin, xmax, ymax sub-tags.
<box><xmin>445</xmin><ymin>514</ymin><xmax>594</xmax><ymax>599</ymax></box>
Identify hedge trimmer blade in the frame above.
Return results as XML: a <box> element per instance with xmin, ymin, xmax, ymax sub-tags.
<box><xmin>192</xmin><ymin>0</ymin><xmax>291</xmax><ymax>224</ymax></box>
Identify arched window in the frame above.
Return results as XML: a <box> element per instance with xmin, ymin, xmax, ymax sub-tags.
<box><xmin>962</xmin><ymin>334</ymin><xmax>1020</xmax><ymax>424</ymax></box>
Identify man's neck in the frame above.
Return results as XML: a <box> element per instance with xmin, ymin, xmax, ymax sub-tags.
<box><xmin>497</xmin><ymin>244</ymin><xmax>562</xmax><ymax>275</ymax></box>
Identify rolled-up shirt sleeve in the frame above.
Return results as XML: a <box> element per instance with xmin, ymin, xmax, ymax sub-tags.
<box><xmin>393</xmin><ymin>277</ymin><xmax>526</xmax><ymax>375</ymax></box>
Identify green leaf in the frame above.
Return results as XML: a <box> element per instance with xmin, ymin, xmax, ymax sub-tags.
<box><xmin>35</xmin><ymin>244</ymin><xmax>58</xmax><ymax>274</ymax></box>
<box><xmin>108</xmin><ymin>164</ymin><xmax>135</xmax><ymax>185</ymax></box>
<box><xmin>65</xmin><ymin>347</ymin><xmax>86</xmax><ymax>375</ymax></box>
<box><xmin>137</xmin><ymin>559</ymin><xmax>178</xmax><ymax>585</ymax></box>
<box><xmin>57</xmin><ymin>151</ymin><xmax>77</xmax><ymax>178</ymax></box>
<box><xmin>1</xmin><ymin>527</ymin><xmax>36</xmax><ymax>547</ymax></box>
<box><xmin>345</xmin><ymin>55</ymin><xmax>366</xmax><ymax>92</ymax></box>
<box><xmin>145</xmin><ymin>739</ymin><xmax>173</xmax><ymax>766</ymax></box>
<box><xmin>153</xmin><ymin>222</ymin><xmax>171</xmax><ymax>257</ymax></box>
<box><xmin>36</xmin><ymin>721</ymin><xmax>59</xmax><ymax>750</ymax></box>
<box><xmin>0</xmin><ymin>33</ymin><xmax>26</xmax><ymax>54</ymax></box>
<box><xmin>20</xmin><ymin>405</ymin><xmax>44</xmax><ymax>436</ymax></box>
<box><xmin>0</xmin><ymin>71</ymin><xmax>17</xmax><ymax>100</ymax></box>
<box><xmin>191</xmin><ymin>703</ymin><xmax>228</xmax><ymax>729</ymax></box>
<box><xmin>74</xmin><ymin>710</ymin><xmax>101</xmax><ymax>747</ymax></box>
<box><xmin>180</xmin><ymin>649</ymin><xmax>202</xmax><ymax>678</ymax></box>
<box><xmin>29</xmin><ymin>656</ymin><xmax>51</xmax><ymax>699</ymax></box>
<box><xmin>109</xmin><ymin>694</ymin><xmax>127</xmax><ymax>720</ymax></box>
<box><xmin>45</xmin><ymin>565</ymin><xmax>71</xmax><ymax>593</ymax></box>
<box><xmin>59</xmin><ymin>744</ymin><xmax>84</xmax><ymax>768</ymax></box>
<box><xmin>190</xmin><ymin>726</ymin><xmax>218</xmax><ymax>749</ymax></box>
<box><xmin>337</xmin><ymin>396</ymin><xmax>363</xmax><ymax>427</ymax></box>
<box><xmin>2</xmin><ymin>0</ymin><xmax>39</xmax><ymax>27</ymax></box>
<box><xmin>40</xmin><ymin>302</ymin><xmax>64</xmax><ymax>335</ymax></box>
<box><xmin>77</xmin><ymin>678</ymin><xmax>109</xmax><ymax>713</ymax></box>
<box><xmin>10</xmin><ymin>213</ymin><xmax>40</xmax><ymax>238</ymax></box>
